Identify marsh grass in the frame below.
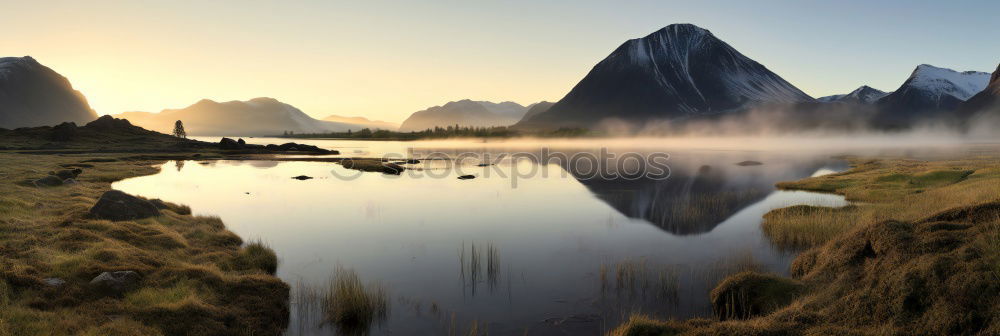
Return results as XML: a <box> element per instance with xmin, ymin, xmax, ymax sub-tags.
<box><xmin>613</xmin><ymin>155</ymin><xmax>1000</xmax><ymax>335</ymax></box>
<box><xmin>766</xmin><ymin>158</ymin><xmax>1000</xmax><ymax>249</ymax></box>
<box><xmin>761</xmin><ymin>205</ymin><xmax>860</xmax><ymax>250</ymax></box>
<box><xmin>295</xmin><ymin>267</ymin><xmax>390</xmax><ymax>335</ymax></box>
<box><xmin>228</xmin><ymin>239</ymin><xmax>279</xmax><ymax>274</ymax></box>
<box><xmin>0</xmin><ymin>153</ymin><xmax>289</xmax><ymax>335</ymax></box>
<box><xmin>599</xmin><ymin>258</ymin><xmax>679</xmax><ymax>302</ymax></box>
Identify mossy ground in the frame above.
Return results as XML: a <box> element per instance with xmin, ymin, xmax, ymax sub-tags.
<box><xmin>0</xmin><ymin>152</ymin><xmax>288</xmax><ymax>336</ymax></box>
<box><xmin>764</xmin><ymin>156</ymin><xmax>1000</xmax><ymax>250</ymax></box>
<box><xmin>613</xmin><ymin>152</ymin><xmax>1000</xmax><ymax>335</ymax></box>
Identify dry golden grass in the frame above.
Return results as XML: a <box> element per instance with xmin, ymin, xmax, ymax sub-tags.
<box><xmin>612</xmin><ymin>151</ymin><xmax>1000</xmax><ymax>336</ymax></box>
<box><xmin>0</xmin><ymin>152</ymin><xmax>288</xmax><ymax>336</ymax></box>
<box><xmin>763</xmin><ymin>156</ymin><xmax>1000</xmax><ymax>249</ymax></box>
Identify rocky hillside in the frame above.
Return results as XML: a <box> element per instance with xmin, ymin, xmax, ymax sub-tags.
<box><xmin>0</xmin><ymin>56</ymin><xmax>97</xmax><ymax>129</ymax></box>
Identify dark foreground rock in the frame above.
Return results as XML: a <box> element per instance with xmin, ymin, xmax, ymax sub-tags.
<box><xmin>89</xmin><ymin>271</ymin><xmax>141</xmax><ymax>297</ymax></box>
<box><xmin>52</xmin><ymin>168</ymin><xmax>82</xmax><ymax>179</ymax></box>
<box><xmin>220</xmin><ymin>138</ymin><xmax>338</xmax><ymax>154</ymax></box>
<box><xmin>219</xmin><ymin>137</ymin><xmax>241</xmax><ymax>149</ymax></box>
<box><xmin>32</xmin><ymin>175</ymin><xmax>64</xmax><ymax>187</ymax></box>
<box><xmin>89</xmin><ymin>190</ymin><xmax>161</xmax><ymax>221</ymax></box>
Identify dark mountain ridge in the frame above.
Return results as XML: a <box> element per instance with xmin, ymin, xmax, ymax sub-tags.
<box><xmin>0</xmin><ymin>56</ymin><xmax>97</xmax><ymax>129</ymax></box>
<box><xmin>516</xmin><ymin>24</ymin><xmax>812</xmax><ymax>130</ymax></box>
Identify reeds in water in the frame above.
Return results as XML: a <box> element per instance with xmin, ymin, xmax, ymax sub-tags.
<box><xmin>599</xmin><ymin>258</ymin><xmax>679</xmax><ymax>302</ymax></box>
<box><xmin>459</xmin><ymin>242</ymin><xmax>502</xmax><ymax>295</ymax></box>
<box><xmin>292</xmin><ymin>267</ymin><xmax>389</xmax><ymax>335</ymax></box>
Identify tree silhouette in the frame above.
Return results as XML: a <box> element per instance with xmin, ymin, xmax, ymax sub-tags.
<box><xmin>172</xmin><ymin>120</ymin><xmax>186</xmax><ymax>138</ymax></box>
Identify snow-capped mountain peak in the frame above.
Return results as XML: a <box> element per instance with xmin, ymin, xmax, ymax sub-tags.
<box><xmin>906</xmin><ymin>64</ymin><xmax>990</xmax><ymax>101</ymax></box>
<box><xmin>818</xmin><ymin>85</ymin><xmax>889</xmax><ymax>104</ymax></box>
<box><xmin>517</xmin><ymin>23</ymin><xmax>811</xmax><ymax>129</ymax></box>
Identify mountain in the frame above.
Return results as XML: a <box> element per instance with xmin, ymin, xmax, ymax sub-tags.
<box><xmin>956</xmin><ymin>63</ymin><xmax>1000</xmax><ymax>119</ymax></box>
<box><xmin>477</xmin><ymin>101</ymin><xmax>529</xmax><ymax>120</ymax></box>
<box><xmin>398</xmin><ymin>99</ymin><xmax>524</xmax><ymax>132</ymax></box>
<box><xmin>321</xmin><ymin>115</ymin><xmax>399</xmax><ymax>131</ymax></box>
<box><xmin>520</xmin><ymin>101</ymin><xmax>555</xmax><ymax>122</ymax></box>
<box><xmin>817</xmin><ymin>85</ymin><xmax>889</xmax><ymax>104</ymax></box>
<box><xmin>516</xmin><ymin>24</ymin><xmax>812</xmax><ymax>130</ymax></box>
<box><xmin>113</xmin><ymin>98</ymin><xmax>357</xmax><ymax>136</ymax></box>
<box><xmin>873</xmin><ymin>64</ymin><xmax>990</xmax><ymax>127</ymax></box>
<box><xmin>0</xmin><ymin>56</ymin><xmax>97</xmax><ymax>128</ymax></box>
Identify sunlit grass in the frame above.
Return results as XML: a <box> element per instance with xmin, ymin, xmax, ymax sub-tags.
<box><xmin>766</xmin><ymin>158</ymin><xmax>1000</xmax><ymax>249</ymax></box>
<box><xmin>228</xmin><ymin>240</ymin><xmax>279</xmax><ymax>274</ymax></box>
<box><xmin>0</xmin><ymin>153</ymin><xmax>289</xmax><ymax>335</ymax></box>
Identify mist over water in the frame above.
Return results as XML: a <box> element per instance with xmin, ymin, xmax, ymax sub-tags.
<box><xmin>111</xmin><ymin>137</ymin><xmax>999</xmax><ymax>335</ymax></box>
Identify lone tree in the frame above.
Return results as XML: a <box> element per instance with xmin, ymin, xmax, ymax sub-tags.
<box><xmin>172</xmin><ymin>120</ymin><xmax>186</xmax><ymax>138</ymax></box>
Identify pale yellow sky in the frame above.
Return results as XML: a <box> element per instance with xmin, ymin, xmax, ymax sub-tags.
<box><xmin>4</xmin><ymin>1</ymin><xmax>997</xmax><ymax>123</ymax></box>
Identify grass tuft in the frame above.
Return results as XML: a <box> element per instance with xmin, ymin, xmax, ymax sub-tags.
<box><xmin>321</xmin><ymin>267</ymin><xmax>389</xmax><ymax>334</ymax></box>
<box><xmin>229</xmin><ymin>240</ymin><xmax>279</xmax><ymax>275</ymax></box>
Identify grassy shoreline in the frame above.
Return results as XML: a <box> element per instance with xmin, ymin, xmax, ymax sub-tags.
<box><xmin>0</xmin><ymin>152</ymin><xmax>289</xmax><ymax>336</ymax></box>
<box><xmin>611</xmin><ymin>154</ymin><xmax>1000</xmax><ymax>335</ymax></box>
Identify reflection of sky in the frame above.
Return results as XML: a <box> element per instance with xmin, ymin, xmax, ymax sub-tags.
<box><xmin>114</xmin><ymin>149</ymin><xmax>847</xmax><ymax>335</ymax></box>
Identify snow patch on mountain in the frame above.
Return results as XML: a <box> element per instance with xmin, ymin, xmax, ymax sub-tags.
<box><xmin>818</xmin><ymin>86</ymin><xmax>889</xmax><ymax>104</ymax></box>
<box><xmin>907</xmin><ymin>64</ymin><xmax>990</xmax><ymax>100</ymax></box>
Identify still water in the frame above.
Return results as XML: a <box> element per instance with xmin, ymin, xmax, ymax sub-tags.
<box><xmin>115</xmin><ymin>139</ymin><xmax>850</xmax><ymax>335</ymax></box>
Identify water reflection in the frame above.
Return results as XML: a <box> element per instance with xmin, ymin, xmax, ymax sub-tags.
<box><xmin>113</xmin><ymin>145</ymin><xmax>850</xmax><ymax>336</ymax></box>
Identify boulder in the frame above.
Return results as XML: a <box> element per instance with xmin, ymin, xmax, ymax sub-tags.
<box><xmin>237</xmin><ymin>138</ymin><xmax>246</xmax><ymax>146</ymax></box>
<box><xmin>52</xmin><ymin>168</ymin><xmax>82</xmax><ymax>180</ymax></box>
<box><xmin>33</xmin><ymin>175</ymin><xmax>64</xmax><ymax>187</ymax></box>
<box><xmin>62</xmin><ymin>178</ymin><xmax>79</xmax><ymax>185</ymax></box>
<box><xmin>89</xmin><ymin>271</ymin><xmax>141</xmax><ymax>297</ymax></box>
<box><xmin>219</xmin><ymin>137</ymin><xmax>241</xmax><ymax>150</ymax></box>
<box><xmin>382</xmin><ymin>162</ymin><xmax>404</xmax><ymax>175</ymax></box>
<box><xmin>49</xmin><ymin>122</ymin><xmax>78</xmax><ymax>141</ymax></box>
<box><xmin>43</xmin><ymin>277</ymin><xmax>66</xmax><ymax>287</ymax></box>
<box><xmin>89</xmin><ymin>190</ymin><xmax>161</xmax><ymax>221</ymax></box>
<box><xmin>710</xmin><ymin>271</ymin><xmax>804</xmax><ymax>320</ymax></box>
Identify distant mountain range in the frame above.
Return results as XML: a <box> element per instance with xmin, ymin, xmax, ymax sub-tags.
<box><xmin>957</xmin><ymin>64</ymin><xmax>1000</xmax><ymax>122</ymax></box>
<box><xmin>398</xmin><ymin>99</ymin><xmax>532</xmax><ymax>132</ymax></box>
<box><xmin>114</xmin><ymin>98</ymin><xmax>372</xmax><ymax>136</ymax></box>
<box><xmin>514</xmin><ymin>24</ymin><xmax>996</xmax><ymax>132</ymax></box>
<box><xmin>2</xmin><ymin>29</ymin><xmax>997</xmax><ymax>135</ymax></box>
<box><xmin>872</xmin><ymin>64</ymin><xmax>991</xmax><ymax>127</ymax></box>
<box><xmin>817</xmin><ymin>86</ymin><xmax>890</xmax><ymax>104</ymax></box>
<box><xmin>516</xmin><ymin>24</ymin><xmax>813</xmax><ymax>130</ymax></box>
<box><xmin>0</xmin><ymin>56</ymin><xmax>97</xmax><ymax>128</ymax></box>
<box><xmin>321</xmin><ymin>115</ymin><xmax>398</xmax><ymax>131</ymax></box>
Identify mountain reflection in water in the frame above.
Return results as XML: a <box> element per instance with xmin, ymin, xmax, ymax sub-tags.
<box><xmin>115</xmin><ymin>141</ymin><xmax>851</xmax><ymax>336</ymax></box>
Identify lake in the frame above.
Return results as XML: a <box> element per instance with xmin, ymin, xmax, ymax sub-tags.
<box><xmin>115</xmin><ymin>139</ymin><xmax>854</xmax><ymax>335</ymax></box>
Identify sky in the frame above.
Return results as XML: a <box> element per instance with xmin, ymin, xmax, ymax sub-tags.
<box><xmin>2</xmin><ymin>0</ymin><xmax>998</xmax><ymax>123</ymax></box>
